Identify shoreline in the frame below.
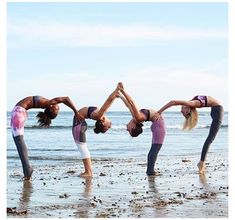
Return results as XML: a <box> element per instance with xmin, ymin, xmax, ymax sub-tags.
<box><xmin>7</xmin><ymin>156</ymin><xmax>228</xmax><ymax>218</ymax></box>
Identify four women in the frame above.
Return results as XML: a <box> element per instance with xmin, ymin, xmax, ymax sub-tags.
<box><xmin>10</xmin><ymin>85</ymin><xmax>224</xmax><ymax>180</ymax></box>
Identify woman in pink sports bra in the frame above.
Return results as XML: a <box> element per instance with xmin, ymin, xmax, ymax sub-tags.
<box><xmin>157</xmin><ymin>95</ymin><xmax>224</xmax><ymax>174</ymax></box>
<box><xmin>11</xmin><ymin>96</ymin><xmax>83</xmax><ymax>180</ymax></box>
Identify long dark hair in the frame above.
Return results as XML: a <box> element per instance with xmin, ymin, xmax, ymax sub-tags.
<box><xmin>36</xmin><ymin>108</ymin><xmax>57</xmax><ymax>127</ymax></box>
<box><xmin>94</xmin><ymin>120</ymin><xmax>106</xmax><ymax>134</ymax></box>
<box><xmin>130</xmin><ymin>123</ymin><xmax>143</xmax><ymax>137</ymax></box>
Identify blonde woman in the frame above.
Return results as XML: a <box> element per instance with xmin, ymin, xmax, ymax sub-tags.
<box><xmin>157</xmin><ymin>96</ymin><xmax>224</xmax><ymax>174</ymax></box>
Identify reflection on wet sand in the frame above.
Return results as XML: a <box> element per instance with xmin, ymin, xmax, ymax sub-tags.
<box><xmin>7</xmin><ymin>180</ymin><xmax>33</xmax><ymax>216</ymax></box>
<box><xmin>148</xmin><ymin>176</ymin><xmax>168</xmax><ymax>217</ymax></box>
<box><xmin>148</xmin><ymin>176</ymin><xmax>159</xmax><ymax>193</ymax></box>
<box><xmin>18</xmin><ymin>180</ymin><xmax>33</xmax><ymax>212</ymax></box>
<box><xmin>199</xmin><ymin>173</ymin><xmax>207</xmax><ymax>184</ymax></box>
<box><xmin>75</xmin><ymin>177</ymin><xmax>93</xmax><ymax>218</ymax></box>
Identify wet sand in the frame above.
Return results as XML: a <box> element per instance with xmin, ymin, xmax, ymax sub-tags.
<box><xmin>7</xmin><ymin>155</ymin><xmax>228</xmax><ymax>218</ymax></box>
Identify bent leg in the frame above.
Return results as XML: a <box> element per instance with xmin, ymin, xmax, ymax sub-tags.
<box><xmin>200</xmin><ymin>106</ymin><xmax>223</xmax><ymax>161</ymax></box>
<box><xmin>198</xmin><ymin>119</ymin><xmax>221</xmax><ymax>174</ymax></box>
<box><xmin>198</xmin><ymin>106</ymin><xmax>223</xmax><ymax>174</ymax></box>
<box><xmin>13</xmin><ymin>135</ymin><xmax>33</xmax><ymax>178</ymax></box>
<box><xmin>200</xmin><ymin>120</ymin><xmax>221</xmax><ymax>161</ymax></box>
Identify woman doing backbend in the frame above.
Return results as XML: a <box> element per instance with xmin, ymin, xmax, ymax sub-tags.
<box><xmin>11</xmin><ymin>96</ymin><xmax>83</xmax><ymax>180</ymax></box>
<box><xmin>72</xmin><ymin>85</ymin><xmax>120</xmax><ymax>177</ymax></box>
<box><xmin>117</xmin><ymin>83</ymin><xmax>166</xmax><ymax>176</ymax></box>
<box><xmin>157</xmin><ymin>95</ymin><xmax>224</xmax><ymax>174</ymax></box>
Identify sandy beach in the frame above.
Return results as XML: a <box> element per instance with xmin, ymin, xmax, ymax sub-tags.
<box><xmin>7</xmin><ymin>154</ymin><xmax>228</xmax><ymax>218</ymax></box>
<box><xmin>6</xmin><ymin>1</ymin><xmax>229</xmax><ymax>218</ymax></box>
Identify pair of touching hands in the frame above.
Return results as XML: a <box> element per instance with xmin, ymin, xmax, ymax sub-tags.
<box><xmin>116</xmin><ymin>82</ymin><xmax>124</xmax><ymax>96</ymax></box>
<box><xmin>116</xmin><ymin>82</ymin><xmax>129</xmax><ymax>100</ymax></box>
<box><xmin>115</xmin><ymin>82</ymin><xmax>162</xmax><ymax>121</ymax></box>
<box><xmin>75</xmin><ymin>82</ymin><xmax>125</xmax><ymax>122</ymax></box>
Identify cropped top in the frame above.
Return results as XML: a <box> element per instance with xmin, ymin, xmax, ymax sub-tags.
<box><xmin>32</xmin><ymin>96</ymin><xmax>41</xmax><ymax>108</ymax></box>
<box><xmin>87</xmin><ymin>106</ymin><xmax>97</xmax><ymax>119</ymax></box>
<box><xmin>140</xmin><ymin>108</ymin><xmax>150</xmax><ymax>121</ymax></box>
<box><xmin>192</xmin><ymin>95</ymin><xmax>207</xmax><ymax>107</ymax></box>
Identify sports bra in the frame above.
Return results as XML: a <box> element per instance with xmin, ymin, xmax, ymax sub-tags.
<box><xmin>32</xmin><ymin>96</ymin><xmax>41</xmax><ymax>108</ymax></box>
<box><xmin>140</xmin><ymin>109</ymin><xmax>150</xmax><ymax>121</ymax></box>
<box><xmin>192</xmin><ymin>95</ymin><xmax>207</xmax><ymax>107</ymax></box>
<box><xmin>87</xmin><ymin>106</ymin><xmax>97</xmax><ymax>119</ymax></box>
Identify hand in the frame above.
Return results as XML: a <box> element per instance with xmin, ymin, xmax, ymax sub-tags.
<box><xmin>117</xmin><ymin>82</ymin><xmax>124</xmax><ymax>91</ymax></box>
<box><xmin>116</xmin><ymin>91</ymin><xmax>121</xmax><ymax>98</ymax></box>
<box><xmin>152</xmin><ymin>111</ymin><xmax>161</xmax><ymax>121</ymax></box>
<box><xmin>75</xmin><ymin>111</ymin><xmax>84</xmax><ymax>122</ymax></box>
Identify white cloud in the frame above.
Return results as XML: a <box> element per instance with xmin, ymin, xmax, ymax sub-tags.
<box><xmin>7</xmin><ymin>67</ymin><xmax>228</xmax><ymax>111</ymax></box>
<box><xmin>116</xmin><ymin>67</ymin><xmax>227</xmax><ymax>106</ymax></box>
<box><xmin>8</xmin><ymin>20</ymin><xmax>227</xmax><ymax>48</ymax></box>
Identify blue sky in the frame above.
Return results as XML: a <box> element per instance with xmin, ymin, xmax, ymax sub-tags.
<box><xmin>7</xmin><ymin>2</ymin><xmax>228</xmax><ymax>111</ymax></box>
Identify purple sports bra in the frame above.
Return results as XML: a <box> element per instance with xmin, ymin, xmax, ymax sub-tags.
<box><xmin>87</xmin><ymin>106</ymin><xmax>97</xmax><ymax>119</ymax></box>
<box><xmin>140</xmin><ymin>109</ymin><xmax>150</xmax><ymax>121</ymax></box>
<box><xmin>192</xmin><ymin>95</ymin><xmax>207</xmax><ymax>107</ymax></box>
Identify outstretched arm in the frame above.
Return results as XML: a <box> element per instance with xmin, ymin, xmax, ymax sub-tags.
<box><xmin>47</xmin><ymin>97</ymin><xmax>84</xmax><ymax>120</ymax></box>
<box><xmin>158</xmin><ymin>100</ymin><xmax>201</xmax><ymax>114</ymax></box>
<box><xmin>95</xmin><ymin>85</ymin><xmax>119</xmax><ymax>119</ymax></box>
<box><xmin>117</xmin><ymin>92</ymin><xmax>135</xmax><ymax>118</ymax></box>
<box><xmin>118</xmin><ymin>82</ymin><xmax>145</xmax><ymax>122</ymax></box>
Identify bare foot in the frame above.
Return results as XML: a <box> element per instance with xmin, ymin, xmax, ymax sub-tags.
<box><xmin>79</xmin><ymin>172</ymin><xmax>93</xmax><ymax>178</ymax></box>
<box><xmin>197</xmin><ymin>161</ymin><xmax>206</xmax><ymax>174</ymax></box>
<box><xmin>23</xmin><ymin>166</ymin><xmax>33</xmax><ymax>181</ymax></box>
<box><xmin>23</xmin><ymin>176</ymin><xmax>32</xmax><ymax>181</ymax></box>
<box><xmin>147</xmin><ymin>171</ymin><xmax>162</xmax><ymax>177</ymax></box>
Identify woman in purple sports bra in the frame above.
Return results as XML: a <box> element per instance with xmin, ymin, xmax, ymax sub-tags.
<box><xmin>72</xmin><ymin>85</ymin><xmax>120</xmax><ymax>177</ymax></box>
<box><xmin>11</xmin><ymin>96</ymin><xmax>83</xmax><ymax>180</ymax></box>
<box><xmin>157</xmin><ymin>95</ymin><xmax>224</xmax><ymax>174</ymax></box>
<box><xmin>117</xmin><ymin>83</ymin><xmax>166</xmax><ymax>176</ymax></box>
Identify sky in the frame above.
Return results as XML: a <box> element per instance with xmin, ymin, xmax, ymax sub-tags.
<box><xmin>7</xmin><ymin>2</ymin><xmax>228</xmax><ymax>111</ymax></box>
<box><xmin>1</xmin><ymin>1</ymin><xmax>235</xmax><ymax>218</ymax></box>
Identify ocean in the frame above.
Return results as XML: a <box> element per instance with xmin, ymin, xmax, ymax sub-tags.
<box><xmin>6</xmin><ymin>111</ymin><xmax>229</xmax><ymax>218</ymax></box>
<box><xmin>7</xmin><ymin>111</ymin><xmax>228</xmax><ymax>168</ymax></box>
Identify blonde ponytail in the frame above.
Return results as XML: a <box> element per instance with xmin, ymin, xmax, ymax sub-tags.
<box><xmin>183</xmin><ymin>108</ymin><xmax>198</xmax><ymax>130</ymax></box>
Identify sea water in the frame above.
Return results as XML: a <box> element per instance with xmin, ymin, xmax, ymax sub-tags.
<box><xmin>7</xmin><ymin>111</ymin><xmax>228</xmax><ymax>169</ymax></box>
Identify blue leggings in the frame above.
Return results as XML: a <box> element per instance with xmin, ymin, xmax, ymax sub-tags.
<box><xmin>146</xmin><ymin>144</ymin><xmax>162</xmax><ymax>175</ymax></box>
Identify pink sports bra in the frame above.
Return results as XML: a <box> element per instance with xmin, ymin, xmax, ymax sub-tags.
<box><xmin>192</xmin><ymin>95</ymin><xmax>207</xmax><ymax>107</ymax></box>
